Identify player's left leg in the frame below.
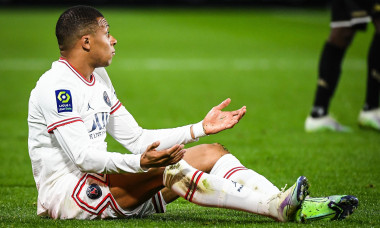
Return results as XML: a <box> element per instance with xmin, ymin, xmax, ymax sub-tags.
<box><xmin>164</xmin><ymin>159</ymin><xmax>309</xmax><ymax>222</ymax></box>
<box><xmin>359</xmin><ymin>16</ymin><xmax>380</xmax><ymax>131</ymax></box>
<box><xmin>163</xmin><ymin>144</ymin><xmax>282</xmax><ymax>201</ymax></box>
<box><xmin>208</xmin><ymin>146</ymin><xmax>280</xmax><ymax>195</ymax></box>
<box><xmin>178</xmin><ymin>145</ymin><xmax>358</xmax><ymax>222</ymax></box>
<box><xmin>162</xmin><ymin>143</ymin><xmax>309</xmax><ymax>222</ymax></box>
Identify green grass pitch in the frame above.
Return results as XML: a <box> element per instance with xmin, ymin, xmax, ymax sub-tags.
<box><xmin>0</xmin><ymin>6</ymin><xmax>379</xmax><ymax>227</ymax></box>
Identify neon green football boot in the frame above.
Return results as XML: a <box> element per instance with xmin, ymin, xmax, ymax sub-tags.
<box><xmin>294</xmin><ymin>195</ymin><xmax>359</xmax><ymax>222</ymax></box>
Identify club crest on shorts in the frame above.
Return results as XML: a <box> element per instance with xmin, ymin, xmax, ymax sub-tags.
<box><xmin>55</xmin><ymin>89</ymin><xmax>73</xmax><ymax>113</ymax></box>
<box><xmin>103</xmin><ymin>91</ymin><xmax>111</xmax><ymax>107</ymax></box>
<box><xmin>86</xmin><ymin>184</ymin><xmax>102</xmax><ymax>200</ymax></box>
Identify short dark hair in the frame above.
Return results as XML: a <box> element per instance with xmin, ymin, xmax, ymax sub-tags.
<box><xmin>55</xmin><ymin>5</ymin><xmax>104</xmax><ymax>51</ymax></box>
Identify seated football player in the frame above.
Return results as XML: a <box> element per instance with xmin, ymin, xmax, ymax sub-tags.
<box><xmin>27</xmin><ymin>5</ymin><xmax>358</xmax><ymax>222</ymax></box>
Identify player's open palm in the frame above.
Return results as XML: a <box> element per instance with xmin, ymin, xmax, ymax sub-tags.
<box><xmin>140</xmin><ymin>141</ymin><xmax>185</xmax><ymax>169</ymax></box>
<box><xmin>203</xmin><ymin>98</ymin><xmax>246</xmax><ymax>135</ymax></box>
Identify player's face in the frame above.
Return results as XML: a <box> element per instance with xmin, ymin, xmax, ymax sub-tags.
<box><xmin>90</xmin><ymin>17</ymin><xmax>117</xmax><ymax>67</ymax></box>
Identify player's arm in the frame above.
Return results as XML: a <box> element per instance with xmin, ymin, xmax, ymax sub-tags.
<box><xmin>107</xmin><ymin>98</ymin><xmax>245</xmax><ymax>154</ymax></box>
<box><xmin>107</xmin><ymin>105</ymin><xmax>199</xmax><ymax>154</ymax></box>
<box><xmin>54</xmin><ymin>121</ymin><xmax>185</xmax><ymax>173</ymax></box>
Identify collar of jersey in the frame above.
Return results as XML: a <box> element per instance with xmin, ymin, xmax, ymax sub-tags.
<box><xmin>58</xmin><ymin>57</ymin><xmax>95</xmax><ymax>86</ymax></box>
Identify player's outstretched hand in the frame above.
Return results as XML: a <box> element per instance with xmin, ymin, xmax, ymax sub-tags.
<box><xmin>140</xmin><ymin>141</ymin><xmax>186</xmax><ymax>170</ymax></box>
<box><xmin>203</xmin><ymin>98</ymin><xmax>246</xmax><ymax>135</ymax></box>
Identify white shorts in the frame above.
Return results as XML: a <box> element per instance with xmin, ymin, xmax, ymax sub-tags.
<box><xmin>38</xmin><ymin>173</ymin><xmax>166</xmax><ymax>220</ymax></box>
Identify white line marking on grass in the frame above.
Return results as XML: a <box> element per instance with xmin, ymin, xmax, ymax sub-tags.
<box><xmin>0</xmin><ymin>58</ymin><xmax>365</xmax><ymax>71</ymax></box>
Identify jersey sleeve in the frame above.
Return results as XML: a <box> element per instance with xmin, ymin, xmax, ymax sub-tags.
<box><xmin>35</xmin><ymin>80</ymin><xmax>83</xmax><ymax>133</ymax></box>
<box><xmin>107</xmin><ymin>105</ymin><xmax>200</xmax><ymax>154</ymax></box>
<box><xmin>54</xmin><ymin>121</ymin><xmax>145</xmax><ymax>174</ymax></box>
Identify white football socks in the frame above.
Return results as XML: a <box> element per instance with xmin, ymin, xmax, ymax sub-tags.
<box><xmin>210</xmin><ymin>154</ymin><xmax>280</xmax><ymax>196</ymax></box>
<box><xmin>163</xmin><ymin>160</ymin><xmax>279</xmax><ymax>219</ymax></box>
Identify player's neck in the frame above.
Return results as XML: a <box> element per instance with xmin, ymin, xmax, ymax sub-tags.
<box><xmin>60</xmin><ymin>52</ymin><xmax>94</xmax><ymax>81</ymax></box>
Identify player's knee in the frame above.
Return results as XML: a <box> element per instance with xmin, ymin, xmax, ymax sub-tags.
<box><xmin>197</xmin><ymin>143</ymin><xmax>230</xmax><ymax>165</ymax></box>
<box><xmin>184</xmin><ymin>143</ymin><xmax>229</xmax><ymax>173</ymax></box>
<box><xmin>212</xmin><ymin>143</ymin><xmax>230</xmax><ymax>153</ymax></box>
<box><xmin>199</xmin><ymin>143</ymin><xmax>230</xmax><ymax>157</ymax></box>
<box><xmin>328</xmin><ymin>27</ymin><xmax>355</xmax><ymax>48</ymax></box>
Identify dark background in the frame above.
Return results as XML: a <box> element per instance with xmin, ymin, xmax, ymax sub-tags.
<box><xmin>0</xmin><ymin>0</ymin><xmax>331</xmax><ymax>7</ymax></box>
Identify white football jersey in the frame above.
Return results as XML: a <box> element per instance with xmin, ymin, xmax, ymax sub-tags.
<box><xmin>28</xmin><ymin>58</ymin><xmax>200</xmax><ymax>218</ymax></box>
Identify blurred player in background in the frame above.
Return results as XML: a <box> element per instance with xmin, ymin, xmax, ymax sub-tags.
<box><xmin>28</xmin><ymin>5</ymin><xmax>357</xmax><ymax>223</ymax></box>
<box><xmin>306</xmin><ymin>0</ymin><xmax>380</xmax><ymax>132</ymax></box>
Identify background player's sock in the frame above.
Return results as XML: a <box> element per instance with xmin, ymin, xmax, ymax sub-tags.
<box><xmin>210</xmin><ymin>153</ymin><xmax>280</xmax><ymax>196</ymax></box>
<box><xmin>364</xmin><ymin>34</ymin><xmax>380</xmax><ymax>111</ymax></box>
<box><xmin>311</xmin><ymin>42</ymin><xmax>346</xmax><ymax>118</ymax></box>
<box><xmin>163</xmin><ymin>160</ymin><xmax>280</xmax><ymax>219</ymax></box>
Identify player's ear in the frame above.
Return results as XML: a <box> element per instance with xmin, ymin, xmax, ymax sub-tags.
<box><xmin>81</xmin><ymin>35</ymin><xmax>91</xmax><ymax>52</ymax></box>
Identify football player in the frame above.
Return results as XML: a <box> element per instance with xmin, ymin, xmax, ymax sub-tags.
<box><xmin>28</xmin><ymin>5</ymin><xmax>357</xmax><ymax>222</ymax></box>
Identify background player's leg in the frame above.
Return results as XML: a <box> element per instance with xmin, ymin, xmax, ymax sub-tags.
<box><xmin>364</xmin><ymin>18</ymin><xmax>380</xmax><ymax>111</ymax></box>
<box><xmin>359</xmin><ymin>17</ymin><xmax>380</xmax><ymax>130</ymax></box>
<box><xmin>311</xmin><ymin>27</ymin><xmax>355</xmax><ymax>118</ymax></box>
<box><xmin>305</xmin><ymin>27</ymin><xmax>355</xmax><ymax>132</ymax></box>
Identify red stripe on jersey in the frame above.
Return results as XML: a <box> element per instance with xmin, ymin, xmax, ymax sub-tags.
<box><xmin>225</xmin><ymin>168</ymin><xmax>247</xmax><ymax>179</ymax></box>
<box><xmin>185</xmin><ymin>170</ymin><xmax>200</xmax><ymax>200</ymax></box>
<box><xmin>189</xmin><ymin>171</ymin><xmax>204</xmax><ymax>202</ymax></box>
<box><xmin>151</xmin><ymin>196</ymin><xmax>159</xmax><ymax>213</ymax></box>
<box><xmin>58</xmin><ymin>57</ymin><xmax>95</xmax><ymax>86</ymax></box>
<box><xmin>47</xmin><ymin>117</ymin><xmax>83</xmax><ymax>133</ymax></box>
<box><xmin>71</xmin><ymin>174</ymin><xmax>125</xmax><ymax>216</ymax></box>
<box><xmin>110</xmin><ymin>101</ymin><xmax>122</xmax><ymax>115</ymax></box>
<box><xmin>157</xmin><ymin>191</ymin><xmax>165</xmax><ymax>213</ymax></box>
<box><xmin>223</xmin><ymin>166</ymin><xmax>247</xmax><ymax>179</ymax></box>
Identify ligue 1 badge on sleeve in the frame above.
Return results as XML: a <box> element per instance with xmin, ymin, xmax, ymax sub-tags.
<box><xmin>103</xmin><ymin>91</ymin><xmax>111</xmax><ymax>107</ymax></box>
<box><xmin>86</xmin><ymin>184</ymin><xmax>102</xmax><ymax>200</ymax></box>
<box><xmin>55</xmin><ymin>90</ymin><xmax>73</xmax><ymax>113</ymax></box>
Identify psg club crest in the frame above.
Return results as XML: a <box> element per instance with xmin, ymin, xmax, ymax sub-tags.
<box><xmin>86</xmin><ymin>184</ymin><xmax>102</xmax><ymax>200</ymax></box>
<box><xmin>103</xmin><ymin>91</ymin><xmax>111</xmax><ymax>107</ymax></box>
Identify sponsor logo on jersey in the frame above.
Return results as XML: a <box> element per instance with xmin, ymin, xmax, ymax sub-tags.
<box><xmin>55</xmin><ymin>90</ymin><xmax>73</xmax><ymax>113</ymax></box>
<box><xmin>89</xmin><ymin>112</ymin><xmax>109</xmax><ymax>139</ymax></box>
<box><xmin>103</xmin><ymin>91</ymin><xmax>111</xmax><ymax>107</ymax></box>
<box><xmin>86</xmin><ymin>184</ymin><xmax>102</xmax><ymax>200</ymax></box>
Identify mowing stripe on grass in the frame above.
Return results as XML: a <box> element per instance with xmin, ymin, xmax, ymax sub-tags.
<box><xmin>0</xmin><ymin>58</ymin><xmax>365</xmax><ymax>71</ymax></box>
